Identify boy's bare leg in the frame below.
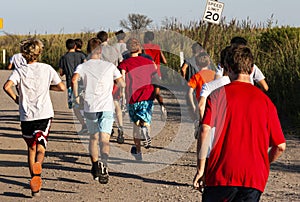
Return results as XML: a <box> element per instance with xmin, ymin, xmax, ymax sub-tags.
<box><xmin>133</xmin><ymin>124</ymin><xmax>141</xmax><ymax>153</ymax></box>
<box><xmin>89</xmin><ymin>132</ymin><xmax>99</xmax><ymax>163</ymax></box>
<box><xmin>28</xmin><ymin>145</ymin><xmax>37</xmax><ymax>177</ymax></box>
<box><xmin>73</xmin><ymin>108</ymin><xmax>86</xmax><ymax>130</ymax></box>
<box><xmin>113</xmin><ymin>101</ymin><xmax>123</xmax><ymax>128</ymax></box>
<box><xmin>99</xmin><ymin>132</ymin><xmax>110</xmax><ymax>166</ymax></box>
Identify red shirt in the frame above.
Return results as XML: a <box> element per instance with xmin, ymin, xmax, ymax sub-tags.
<box><xmin>119</xmin><ymin>56</ymin><xmax>156</xmax><ymax>104</ymax></box>
<box><xmin>143</xmin><ymin>43</ymin><xmax>162</xmax><ymax>77</ymax></box>
<box><xmin>202</xmin><ymin>81</ymin><xmax>285</xmax><ymax>192</ymax></box>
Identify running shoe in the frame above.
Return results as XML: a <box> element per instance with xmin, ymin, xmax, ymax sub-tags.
<box><xmin>117</xmin><ymin>127</ymin><xmax>124</xmax><ymax>144</ymax></box>
<box><xmin>30</xmin><ymin>162</ymin><xmax>42</xmax><ymax>196</ymax></box>
<box><xmin>110</xmin><ymin>128</ymin><xmax>115</xmax><ymax>137</ymax></box>
<box><xmin>130</xmin><ymin>146</ymin><xmax>142</xmax><ymax>161</ymax></box>
<box><xmin>141</xmin><ymin>126</ymin><xmax>151</xmax><ymax>149</ymax></box>
<box><xmin>91</xmin><ymin>162</ymin><xmax>100</xmax><ymax>181</ymax></box>
<box><xmin>98</xmin><ymin>162</ymin><xmax>109</xmax><ymax>184</ymax></box>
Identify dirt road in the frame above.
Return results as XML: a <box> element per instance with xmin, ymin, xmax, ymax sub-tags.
<box><xmin>0</xmin><ymin>70</ymin><xmax>299</xmax><ymax>201</ymax></box>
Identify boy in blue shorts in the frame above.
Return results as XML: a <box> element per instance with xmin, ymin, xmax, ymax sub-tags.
<box><xmin>72</xmin><ymin>38</ymin><xmax>125</xmax><ymax>184</ymax></box>
<box><xmin>119</xmin><ymin>38</ymin><xmax>160</xmax><ymax>160</ymax></box>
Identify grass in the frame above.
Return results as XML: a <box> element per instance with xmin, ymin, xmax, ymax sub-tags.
<box><xmin>0</xmin><ymin>18</ymin><xmax>299</xmax><ymax>128</ymax></box>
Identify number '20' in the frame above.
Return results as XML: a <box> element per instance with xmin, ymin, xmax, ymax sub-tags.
<box><xmin>205</xmin><ymin>11</ymin><xmax>220</xmax><ymax>21</ymax></box>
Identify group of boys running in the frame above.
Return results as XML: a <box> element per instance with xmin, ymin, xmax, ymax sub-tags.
<box><xmin>3</xmin><ymin>30</ymin><xmax>168</xmax><ymax>196</ymax></box>
<box><xmin>3</xmin><ymin>33</ymin><xmax>286</xmax><ymax>201</ymax></box>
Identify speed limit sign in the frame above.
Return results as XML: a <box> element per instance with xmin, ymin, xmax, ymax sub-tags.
<box><xmin>203</xmin><ymin>0</ymin><xmax>224</xmax><ymax>24</ymax></box>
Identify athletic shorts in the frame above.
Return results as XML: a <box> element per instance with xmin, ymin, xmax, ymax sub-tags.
<box><xmin>202</xmin><ymin>186</ymin><xmax>262</xmax><ymax>202</ymax></box>
<box><xmin>128</xmin><ymin>100</ymin><xmax>154</xmax><ymax>125</ymax></box>
<box><xmin>84</xmin><ymin>111</ymin><xmax>114</xmax><ymax>134</ymax></box>
<box><xmin>21</xmin><ymin>118</ymin><xmax>52</xmax><ymax>148</ymax></box>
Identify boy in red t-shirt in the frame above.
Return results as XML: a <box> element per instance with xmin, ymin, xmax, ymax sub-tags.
<box><xmin>193</xmin><ymin>45</ymin><xmax>286</xmax><ymax>201</ymax></box>
<box><xmin>119</xmin><ymin>38</ymin><xmax>160</xmax><ymax>160</ymax></box>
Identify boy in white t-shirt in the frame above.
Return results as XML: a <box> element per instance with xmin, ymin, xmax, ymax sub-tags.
<box><xmin>3</xmin><ymin>38</ymin><xmax>66</xmax><ymax>196</ymax></box>
<box><xmin>72</xmin><ymin>38</ymin><xmax>125</xmax><ymax>184</ymax></box>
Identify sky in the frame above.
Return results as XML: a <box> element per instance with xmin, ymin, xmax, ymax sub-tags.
<box><xmin>0</xmin><ymin>0</ymin><xmax>299</xmax><ymax>35</ymax></box>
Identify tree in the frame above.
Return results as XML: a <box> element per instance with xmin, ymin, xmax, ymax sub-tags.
<box><xmin>120</xmin><ymin>13</ymin><xmax>153</xmax><ymax>31</ymax></box>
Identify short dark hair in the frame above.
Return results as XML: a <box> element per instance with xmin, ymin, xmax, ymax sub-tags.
<box><xmin>126</xmin><ymin>38</ymin><xmax>141</xmax><ymax>53</ymax></box>
<box><xmin>115</xmin><ymin>30</ymin><xmax>126</xmax><ymax>41</ymax></box>
<box><xmin>220</xmin><ymin>46</ymin><xmax>231</xmax><ymax>72</ymax></box>
<box><xmin>226</xmin><ymin>45</ymin><xmax>253</xmax><ymax>75</ymax></box>
<box><xmin>192</xmin><ymin>42</ymin><xmax>203</xmax><ymax>55</ymax></box>
<box><xmin>195</xmin><ymin>52</ymin><xmax>210</xmax><ymax>68</ymax></box>
<box><xmin>230</xmin><ymin>36</ymin><xmax>248</xmax><ymax>46</ymax></box>
<box><xmin>144</xmin><ymin>31</ymin><xmax>154</xmax><ymax>43</ymax></box>
<box><xmin>74</xmin><ymin>38</ymin><xmax>83</xmax><ymax>49</ymax></box>
<box><xmin>96</xmin><ymin>31</ymin><xmax>108</xmax><ymax>43</ymax></box>
<box><xmin>66</xmin><ymin>39</ymin><xmax>75</xmax><ymax>50</ymax></box>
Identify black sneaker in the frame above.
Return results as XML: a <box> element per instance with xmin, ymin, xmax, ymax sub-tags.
<box><xmin>117</xmin><ymin>127</ymin><xmax>124</xmax><ymax>144</ymax></box>
<box><xmin>91</xmin><ymin>163</ymin><xmax>100</xmax><ymax>180</ymax></box>
<box><xmin>98</xmin><ymin>162</ymin><xmax>109</xmax><ymax>184</ymax></box>
<box><xmin>141</xmin><ymin>126</ymin><xmax>151</xmax><ymax>149</ymax></box>
<box><xmin>111</xmin><ymin>128</ymin><xmax>115</xmax><ymax>137</ymax></box>
<box><xmin>130</xmin><ymin>146</ymin><xmax>142</xmax><ymax>161</ymax></box>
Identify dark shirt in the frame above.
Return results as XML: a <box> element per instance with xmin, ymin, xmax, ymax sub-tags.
<box><xmin>59</xmin><ymin>51</ymin><xmax>86</xmax><ymax>88</ymax></box>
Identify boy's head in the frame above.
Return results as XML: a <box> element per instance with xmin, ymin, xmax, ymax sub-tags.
<box><xmin>230</xmin><ymin>36</ymin><xmax>248</xmax><ymax>46</ymax></box>
<box><xmin>220</xmin><ymin>45</ymin><xmax>231</xmax><ymax>73</ymax></box>
<box><xmin>74</xmin><ymin>38</ymin><xmax>83</xmax><ymax>49</ymax></box>
<box><xmin>192</xmin><ymin>42</ymin><xmax>204</xmax><ymax>55</ymax></box>
<box><xmin>225</xmin><ymin>45</ymin><xmax>254</xmax><ymax>75</ymax></box>
<box><xmin>144</xmin><ymin>31</ymin><xmax>154</xmax><ymax>43</ymax></box>
<box><xmin>97</xmin><ymin>31</ymin><xmax>108</xmax><ymax>43</ymax></box>
<box><xmin>115</xmin><ymin>30</ymin><xmax>126</xmax><ymax>41</ymax></box>
<box><xmin>195</xmin><ymin>52</ymin><xmax>210</xmax><ymax>68</ymax></box>
<box><xmin>126</xmin><ymin>38</ymin><xmax>141</xmax><ymax>53</ymax></box>
<box><xmin>20</xmin><ymin>38</ymin><xmax>44</xmax><ymax>63</ymax></box>
<box><xmin>66</xmin><ymin>39</ymin><xmax>76</xmax><ymax>50</ymax></box>
<box><xmin>87</xmin><ymin>37</ymin><xmax>102</xmax><ymax>54</ymax></box>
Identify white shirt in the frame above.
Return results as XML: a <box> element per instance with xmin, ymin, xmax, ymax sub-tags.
<box><xmin>9</xmin><ymin>53</ymin><xmax>27</xmax><ymax>69</ymax></box>
<box><xmin>75</xmin><ymin>59</ymin><xmax>122</xmax><ymax>113</ymax></box>
<box><xmin>101</xmin><ymin>42</ymin><xmax>122</xmax><ymax>66</ymax></box>
<box><xmin>216</xmin><ymin>64</ymin><xmax>265</xmax><ymax>85</ymax></box>
<box><xmin>200</xmin><ymin>76</ymin><xmax>231</xmax><ymax>98</ymax></box>
<box><xmin>250</xmin><ymin>64</ymin><xmax>265</xmax><ymax>84</ymax></box>
<box><xmin>9</xmin><ymin>62</ymin><xmax>62</xmax><ymax>121</ymax></box>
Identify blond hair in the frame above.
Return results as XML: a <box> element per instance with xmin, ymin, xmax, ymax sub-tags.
<box><xmin>20</xmin><ymin>38</ymin><xmax>44</xmax><ymax>63</ymax></box>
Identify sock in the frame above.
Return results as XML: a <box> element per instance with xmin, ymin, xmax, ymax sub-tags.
<box><xmin>92</xmin><ymin>161</ymin><xmax>98</xmax><ymax>168</ymax></box>
<box><xmin>101</xmin><ymin>154</ymin><xmax>108</xmax><ymax>167</ymax></box>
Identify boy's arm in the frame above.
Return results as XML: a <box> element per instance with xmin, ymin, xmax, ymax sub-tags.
<box><xmin>3</xmin><ymin>80</ymin><xmax>19</xmax><ymax>104</ymax></box>
<box><xmin>181</xmin><ymin>63</ymin><xmax>188</xmax><ymax>78</ymax></box>
<box><xmin>269</xmin><ymin>142</ymin><xmax>286</xmax><ymax>163</ymax></box>
<box><xmin>50</xmin><ymin>82</ymin><xmax>66</xmax><ymax>91</ymax></box>
<box><xmin>115</xmin><ymin>77</ymin><xmax>125</xmax><ymax>88</ymax></box>
<box><xmin>257</xmin><ymin>79</ymin><xmax>269</xmax><ymax>92</ymax></box>
<box><xmin>71</xmin><ymin>73</ymin><xmax>80</xmax><ymax>103</ymax></box>
<box><xmin>7</xmin><ymin>63</ymin><xmax>13</xmax><ymax>70</ymax></box>
<box><xmin>193</xmin><ymin>124</ymin><xmax>211</xmax><ymax>191</ymax></box>
<box><xmin>58</xmin><ymin>68</ymin><xmax>64</xmax><ymax>76</ymax></box>
<box><xmin>198</xmin><ymin>96</ymin><xmax>207</xmax><ymax>121</ymax></box>
<box><xmin>188</xmin><ymin>88</ymin><xmax>196</xmax><ymax>113</ymax></box>
<box><xmin>160</xmin><ymin>51</ymin><xmax>167</xmax><ymax>64</ymax></box>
